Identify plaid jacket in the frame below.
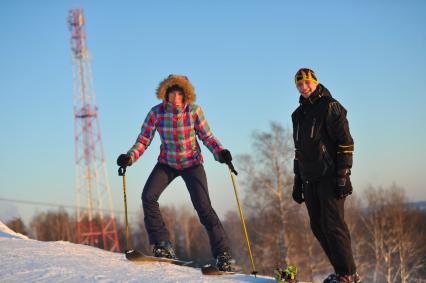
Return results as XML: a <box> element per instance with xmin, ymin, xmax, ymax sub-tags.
<box><xmin>128</xmin><ymin>102</ymin><xmax>224</xmax><ymax>169</ymax></box>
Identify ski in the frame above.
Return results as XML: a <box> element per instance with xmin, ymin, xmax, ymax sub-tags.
<box><xmin>201</xmin><ymin>264</ymin><xmax>236</xmax><ymax>275</ymax></box>
<box><xmin>125</xmin><ymin>249</ymin><xmax>192</xmax><ymax>266</ymax></box>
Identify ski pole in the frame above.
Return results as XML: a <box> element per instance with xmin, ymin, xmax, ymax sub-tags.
<box><xmin>227</xmin><ymin>162</ymin><xmax>257</xmax><ymax>277</ymax></box>
<box><xmin>118</xmin><ymin>166</ymin><xmax>130</xmax><ymax>251</ymax></box>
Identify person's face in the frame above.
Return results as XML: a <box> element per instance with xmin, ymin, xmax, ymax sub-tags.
<box><xmin>296</xmin><ymin>80</ymin><xmax>318</xmax><ymax>98</ymax></box>
<box><xmin>168</xmin><ymin>90</ymin><xmax>184</xmax><ymax>107</ymax></box>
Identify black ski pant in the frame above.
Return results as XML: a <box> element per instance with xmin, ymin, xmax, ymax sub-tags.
<box><xmin>142</xmin><ymin>162</ymin><xmax>229</xmax><ymax>258</ymax></box>
<box><xmin>303</xmin><ymin>177</ymin><xmax>356</xmax><ymax>275</ymax></box>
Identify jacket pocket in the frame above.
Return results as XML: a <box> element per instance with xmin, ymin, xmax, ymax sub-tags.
<box><xmin>322</xmin><ymin>144</ymin><xmax>334</xmax><ymax>166</ymax></box>
<box><xmin>321</xmin><ymin>143</ymin><xmax>335</xmax><ymax>176</ymax></box>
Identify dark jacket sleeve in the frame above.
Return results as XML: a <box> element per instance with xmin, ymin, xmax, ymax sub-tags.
<box><xmin>325</xmin><ymin>100</ymin><xmax>354</xmax><ymax>173</ymax></box>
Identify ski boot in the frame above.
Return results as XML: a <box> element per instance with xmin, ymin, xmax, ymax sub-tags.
<box><xmin>323</xmin><ymin>272</ymin><xmax>361</xmax><ymax>283</ymax></box>
<box><xmin>215</xmin><ymin>251</ymin><xmax>237</xmax><ymax>272</ymax></box>
<box><xmin>153</xmin><ymin>241</ymin><xmax>176</xmax><ymax>259</ymax></box>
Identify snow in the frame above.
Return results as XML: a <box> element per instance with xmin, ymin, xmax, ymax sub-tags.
<box><xmin>0</xmin><ymin>221</ymin><xmax>275</xmax><ymax>283</ymax></box>
<box><xmin>0</xmin><ymin>221</ymin><xmax>28</xmax><ymax>239</ymax></box>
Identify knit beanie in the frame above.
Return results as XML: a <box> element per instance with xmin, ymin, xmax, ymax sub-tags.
<box><xmin>294</xmin><ymin>68</ymin><xmax>318</xmax><ymax>84</ymax></box>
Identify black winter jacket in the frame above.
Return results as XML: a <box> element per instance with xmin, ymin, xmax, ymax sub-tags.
<box><xmin>291</xmin><ymin>84</ymin><xmax>354</xmax><ymax>182</ymax></box>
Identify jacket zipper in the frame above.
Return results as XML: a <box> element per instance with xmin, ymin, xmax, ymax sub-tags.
<box><xmin>310</xmin><ymin>118</ymin><xmax>316</xmax><ymax>138</ymax></box>
<box><xmin>296</xmin><ymin>123</ymin><xmax>300</xmax><ymax>141</ymax></box>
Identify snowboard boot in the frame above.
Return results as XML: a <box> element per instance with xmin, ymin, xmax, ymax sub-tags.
<box><xmin>153</xmin><ymin>241</ymin><xmax>176</xmax><ymax>259</ymax></box>
<box><xmin>215</xmin><ymin>251</ymin><xmax>236</xmax><ymax>272</ymax></box>
<box><xmin>323</xmin><ymin>272</ymin><xmax>361</xmax><ymax>283</ymax></box>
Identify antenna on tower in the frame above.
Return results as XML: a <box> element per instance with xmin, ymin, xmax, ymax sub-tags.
<box><xmin>68</xmin><ymin>8</ymin><xmax>120</xmax><ymax>252</ymax></box>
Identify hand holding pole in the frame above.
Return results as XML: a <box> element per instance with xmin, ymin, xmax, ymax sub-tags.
<box><xmin>226</xmin><ymin>161</ymin><xmax>238</xmax><ymax>175</ymax></box>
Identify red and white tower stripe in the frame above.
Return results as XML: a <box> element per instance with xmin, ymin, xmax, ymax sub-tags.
<box><xmin>68</xmin><ymin>9</ymin><xmax>120</xmax><ymax>252</ymax></box>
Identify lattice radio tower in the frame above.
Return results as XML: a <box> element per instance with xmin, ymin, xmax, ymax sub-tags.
<box><xmin>68</xmin><ymin>9</ymin><xmax>120</xmax><ymax>252</ymax></box>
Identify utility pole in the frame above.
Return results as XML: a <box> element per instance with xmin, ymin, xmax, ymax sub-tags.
<box><xmin>68</xmin><ymin>9</ymin><xmax>120</xmax><ymax>252</ymax></box>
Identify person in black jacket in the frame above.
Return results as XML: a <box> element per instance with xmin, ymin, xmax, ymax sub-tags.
<box><xmin>291</xmin><ymin>68</ymin><xmax>360</xmax><ymax>283</ymax></box>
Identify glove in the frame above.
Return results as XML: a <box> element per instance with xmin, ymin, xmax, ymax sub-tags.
<box><xmin>117</xmin><ymin>154</ymin><xmax>132</xmax><ymax>167</ymax></box>
<box><xmin>336</xmin><ymin>168</ymin><xmax>353</xmax><ymax>199</ymax></box>
<box><xmin>292</xmin><ymin>175</ymin><xmax>304</xmax><ymax>204</ymax></box>
<box><xmin>218</xmin><ymin>149</ymin><xmax>232</xmax><ymax>164</ymax></box>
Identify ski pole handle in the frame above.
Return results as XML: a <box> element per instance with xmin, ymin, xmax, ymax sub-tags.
<box><xmin>226</xmin><ymin>161</ymin><xmax>238</xmax><ymax>175</ymax></box>
<box><xmin>118</xmin><ymin>166</ymin><xmax>126</xmax><ymax>176</ymax></box>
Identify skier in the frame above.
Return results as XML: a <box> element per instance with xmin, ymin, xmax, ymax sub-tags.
<box><xmin>290</xmin><ymin>68</ymin><xmax>361</xmax><ymax>283</ymax></box>
<box><xmin>117</xmin><ymin>74</ymin><xmax>235</xmax><ymax>272</ymax></box>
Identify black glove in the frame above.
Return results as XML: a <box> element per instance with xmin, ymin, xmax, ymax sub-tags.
<box><xmin>336</xmin><ymin>168</ymin><xmax>353</xmax><ymax>199</ymax></box>
<box><xmin>218</xmin><ymin>149</ymin><xmax>232</xmax><ymax>164</ymax></box>
<box><xmin>117</xmin><ymin>154</ymin><xmax>132</xmax><ymax>167</ymax></box>
<box><xmin>292</xmin><ymin>175</ymin><xmax>304</xmax><ymax>204</ymax></box>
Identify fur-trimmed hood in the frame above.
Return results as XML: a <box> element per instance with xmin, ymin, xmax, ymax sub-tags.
<box><xmin>156</xmin><ymin>74</ymin><xmax>196</xmax><ymax>104</ymax></box>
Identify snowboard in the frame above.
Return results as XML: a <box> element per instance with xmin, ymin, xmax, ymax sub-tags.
<box><xmin>125</xmin><ymin>249</ymin><xmax>192</xmax><ymax>266</ymax></box>
<box><xmin>125</xmin><ymin>249</ymin><xmax>236</xmax><ymax>276</ymax></box>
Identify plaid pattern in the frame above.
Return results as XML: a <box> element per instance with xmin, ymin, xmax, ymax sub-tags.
<box><xmin>128</xmin><ymin>102</ymin><xmax>224</xmax><ymax>169</ymax></box>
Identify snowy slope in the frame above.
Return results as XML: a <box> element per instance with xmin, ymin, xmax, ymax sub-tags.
<box><xmin>0</xmin><ymin>221</ymin><xmax>29</xmax><ymax>239</ymax></box>
<box><xmin>0</xmin><ymin>221</ymin><xmax>275</xmax><ymax>283</ymax></box>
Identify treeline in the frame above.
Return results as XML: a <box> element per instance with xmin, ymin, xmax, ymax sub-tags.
<box><xmin>6</xmin><ymin>187</ymin><xmax>426</xmax><ymax>282</ymax></box>
<box><xmin>6</xmin><ymin>184</ymin><xmax>426</xmax><ymax>282</ymax></box>
<box><xmin>6</xmin><ymin>123</ymin><xmax>426</xmax><ymax>282</ymax></box>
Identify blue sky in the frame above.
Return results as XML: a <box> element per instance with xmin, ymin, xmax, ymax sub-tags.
<box><xmin>1</xmin><ymin>0</ymin><xmax>425</xmax><ymax>224</ymax></box>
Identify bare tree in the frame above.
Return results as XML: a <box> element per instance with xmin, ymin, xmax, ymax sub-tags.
<box><xmin>361</xmin><ymin>185</ymin><xmax>426</xmax><ymax>283</ymax></box>
<box><xmin>344</xmin><ymin>195</ymin><xmax>371</xmax><ymax>277</ymax></box>
<box><xmin>389</xmin><ymin>188</ymin><xmax>426</xmax><ymax>283</ymax></box>
<box><xmin>398</xmin><ymin>209</ymin><xmax>426</xmax><ymax>282</ymax></box>
<box><xmin>236</xmin><ymin>122</ymin><xmax>299</xmax><ymax>270</ymax></box>
<box><xmin>30</xmin><ymin>208</ymin><xmax>75</xmax><ymax>241</ymax></box>
<box><xmin>6</xmin><ymin>217</ymin><xmax>29</xmax><ymax>236</ymax></box>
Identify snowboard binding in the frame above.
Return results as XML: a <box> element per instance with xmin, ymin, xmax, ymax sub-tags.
<box><xmin>274</xmin><ymin>265</ymin><xmax>298</xmax><ymax>283</ymax></box>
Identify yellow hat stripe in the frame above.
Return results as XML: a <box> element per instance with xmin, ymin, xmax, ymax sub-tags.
<box><xmin>295</xmin><ymin>69</ymin><xmax>318</xmax><ymax>84</ymax></box>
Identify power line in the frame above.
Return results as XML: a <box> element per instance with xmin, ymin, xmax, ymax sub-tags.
<box><xmin>0</xmin><ymin>197</ymin><xmax>139</xmax><ymax>216</ymax></box>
